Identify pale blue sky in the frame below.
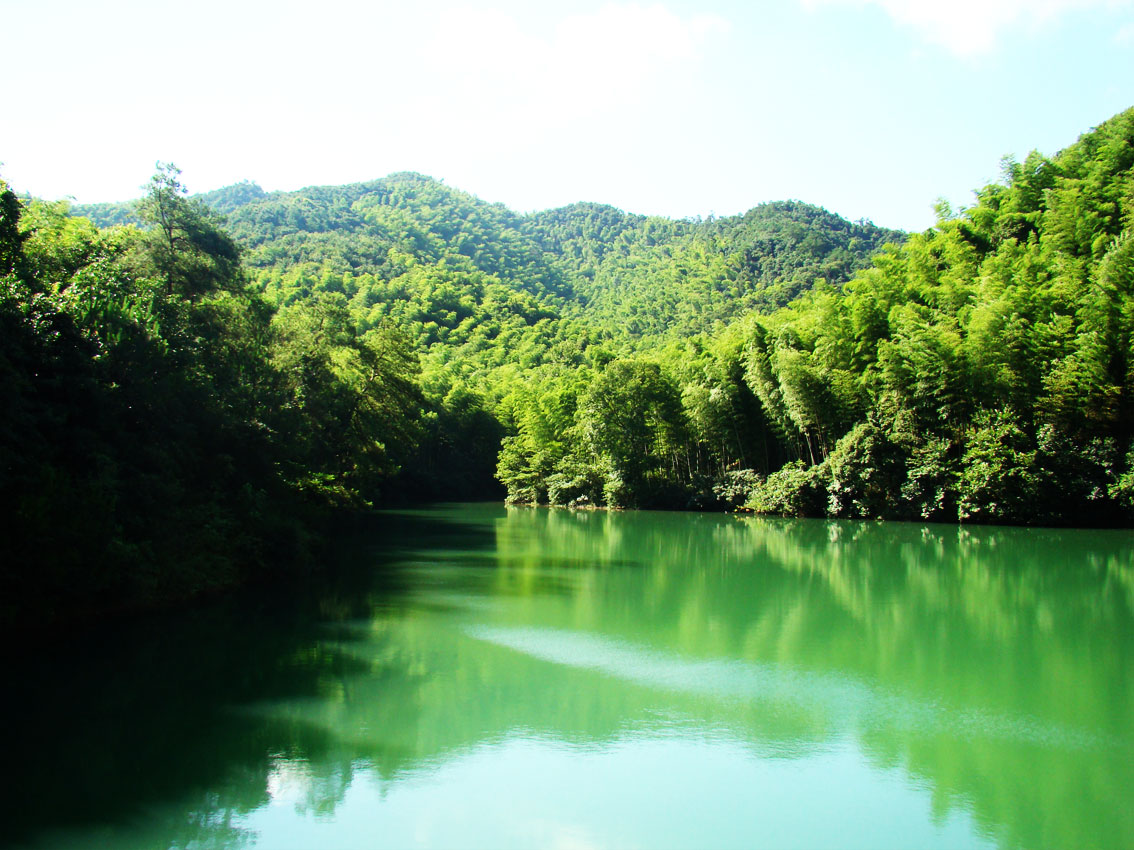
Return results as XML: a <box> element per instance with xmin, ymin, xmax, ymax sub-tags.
<box><xmin>2</xmin><ymin>0</ymin><xmax>1132</xmax><ymax>230</ymax></box>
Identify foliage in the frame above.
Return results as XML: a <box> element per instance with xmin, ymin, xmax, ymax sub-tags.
<box><xmin>78</xmin><ymin>171</ymin><xmax>892</xmax><ymax>513</ymax></box>
<box><xmin>745</xmin><ymin>462</ymin><xmax>826</xmax><ymax>517</ymax></box>
<box><xmin>11</xmin><ymin>103</ymin><xmax>1129</xmax><ymax>629</ymax></box>
<box><xmin>723</xmin><ymin>108</ymin><xmax>1134</xmax><ymax>525</ymax></box>
<box><xmin>823</xmin><ymin>421</ymin><xmax>904</xmax><ymax>519</ymax></box>
<box><xmin>493</xmin><ymin>106</ymin><xmax>1134</xmax><ymax>524</ymax></box>
<box><xmin>1</xmin><ymin>170</ymin><xmax>424</xmax><ymax>624</ymax></box>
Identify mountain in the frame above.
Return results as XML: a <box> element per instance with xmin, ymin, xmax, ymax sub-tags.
<box><xmin>75</xmin><ymin>173</ymin><xmax>904</xmax><ymax>347</ymax></box>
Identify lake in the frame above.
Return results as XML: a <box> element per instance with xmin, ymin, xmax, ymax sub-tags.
<box><xmin>4</xmin><ymin>504</ymin><xmax>1132</xmax><ymax>849</ymax></box>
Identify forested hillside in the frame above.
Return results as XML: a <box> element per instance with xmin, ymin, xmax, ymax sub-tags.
<box><xmin>499</xmin><ymin>108</ymin><xmax>1134</xmax><ymax>524</ymax></box>
<box><xmin>78</xmin><ymin>172</ymin><xmax>900</xmax><ymax>343</ymax></box>
<box><xmin>77</xmin><ymin>171</ymin><xmax>901</xmax><ymax>500</ymax></box>
<box><xmin>5</xmin><ymin>107</ymin><xmax>1133</xmax><ymax>623</ymax></box>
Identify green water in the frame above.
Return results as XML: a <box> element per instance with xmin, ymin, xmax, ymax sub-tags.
<box><xmin>4</xmin><ymin>505</ymin><xmax>1132</xmax><ymax>849</ymax></box>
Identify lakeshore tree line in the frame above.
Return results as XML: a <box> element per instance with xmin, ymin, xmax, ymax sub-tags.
<box><xmin>3</xmin><ymin>108</ymin><xmax>1133</xmax><ymax>618</ymax></box>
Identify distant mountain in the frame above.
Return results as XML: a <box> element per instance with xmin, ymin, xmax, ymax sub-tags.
<box><xmin>524</xmin><ymin>198</ymin><xmax>904</xmax><ymax>336</ymax></box>
<box><xmin>74</xmin><ymin>174</ymin><xmax>904</xmax><ymax>343</ymax></box>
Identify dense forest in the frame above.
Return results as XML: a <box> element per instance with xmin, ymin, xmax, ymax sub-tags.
<box><xmin>3</xmin><ymin>107</ymin><xmax>1133</xmax><ymax>622</ymax></box>
<box><xmin>494</xmin><ymin>109</ymin><xmax>1134</xmax><ymax>524</ymax></box>
<box><xmin>1</xmin><ymin>167</ymin><xmax>424</xmax><ymax>623</ymax></box>
<box><xmin>75</xmin><ymin>171</ymin><xmax>902</xmax><ymax>502</ymax></box>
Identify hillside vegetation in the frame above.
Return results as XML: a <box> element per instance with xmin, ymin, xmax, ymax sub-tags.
<box><xmin>494</xmin><ymin>108</ymin><xmax>1134</xmax><ymax>525</ymax></box>
<box><xmin>4</xmin><ymin>108</ymin><xmax>1133</xmax><ymax>621</ymax></box>
<box><xmin>77</xmin><ymin>172</ymin><xmax>900</xmax><ymax>500</ymax></box>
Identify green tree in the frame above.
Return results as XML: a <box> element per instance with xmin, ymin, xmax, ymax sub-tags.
<box><xmin>957</xmin><ymin>410</ymin><xmax>1040</xmax><ymax>524</ymax></box>
<box><xmin>578</xmin><ymin>360</ymin><xmax>688</xmax><ymax>507</ymax></box>
<box><xmin>137</xmin><ymin>162</ymin><xmax>242</xmax><ymax>298</ymax></box>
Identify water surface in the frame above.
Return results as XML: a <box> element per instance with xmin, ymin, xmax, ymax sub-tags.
<box><xmin>5</xmin><ymin>505</ymin><xmax>1132</xmax><ymax>849</ymax></box>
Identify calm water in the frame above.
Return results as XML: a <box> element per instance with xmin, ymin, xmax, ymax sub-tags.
<box><xmin>4</xmin><ymin>505</ymin><xmax>1133</xmax><ymax>849</ymax></box>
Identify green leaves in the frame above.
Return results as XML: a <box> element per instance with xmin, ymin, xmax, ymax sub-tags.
<box><xmin>269</xmin><ymin>294</ymin><xmax>423</xmax><ymax>506</ymax></box>
<box><xmin>730</xmin><ymin>108</ymin><xmax>1134</xmax><ymax>525</ymax></box>
<box><xmin>137</xmin><ymin>162</ymin><xmax>242</xmax><ymax>299</ymax></box>
<box><xmin>35</xmin><ymin>106</ymin><xmax>1134</xmax><ymax>531</ymax></box>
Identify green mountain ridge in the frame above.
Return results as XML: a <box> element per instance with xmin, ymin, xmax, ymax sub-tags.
<box><xmin>75</xmin><ymin>172</ymin><xmax>905</xmax><ymax>341</ymax></box>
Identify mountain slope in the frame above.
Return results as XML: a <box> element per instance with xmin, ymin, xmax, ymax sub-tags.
<box><xmin>75</xmin><ymin>174</ymin><xmax>904</xmax><ymax>346</ymax></box>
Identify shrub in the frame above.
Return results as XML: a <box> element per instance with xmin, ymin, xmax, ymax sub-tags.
<box><xmin>746</xmin><ymin>461</ymin><xmax>826</xmax><ymax>517</ymax></box>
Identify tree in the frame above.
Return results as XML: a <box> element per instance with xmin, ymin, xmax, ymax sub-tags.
<box><xmin>270</xmin><ymin>294</ymin><xmax>422</xmax><ymax>506</ymax></box>
<box><xmin>578</xmin><ymin>360</ymin><xmax>688</xmax><ymax>507</ymax></box>
<box><xmin>957</xmin><ymin>410</ymin><xmax>1040</xmax><ymax>524</ymax></box>
<box><xmin>137</xmin><ymin>162</ymin><xmax>242</xmax><ymax>298</ymax></box>
<box><xmin>0</xmin><ymin>178</ymin><xmax>28</xmax><ymax>278</ymax></box>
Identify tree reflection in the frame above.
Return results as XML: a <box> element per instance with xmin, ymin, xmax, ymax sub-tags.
<box><xmin>6</xmin><ymin>506</ymin><xmax>1131</xmax><ymax>849</ymax></box>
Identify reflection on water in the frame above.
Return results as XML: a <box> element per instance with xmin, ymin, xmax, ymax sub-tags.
<box><xmin>466</xmin><ymin>625</ymin><xmax>1109</xmax><ymax>751</ymax></box>
<box><xmin>3</xmin><ymin>505</ymin><xmax>1132</xmax><ymax>849</ymax></box>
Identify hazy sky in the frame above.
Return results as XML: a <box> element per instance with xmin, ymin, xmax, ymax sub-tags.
<box><xmin>3</xmin><ymin>0</ymin><xmax>1132</xmax><ymax>230</ymax></box>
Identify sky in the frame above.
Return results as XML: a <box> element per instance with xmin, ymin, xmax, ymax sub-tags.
<box><xmin>2</xmin><ymin>0</ymin><xmax>1133</xmax><ymax>231</ymax></box>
